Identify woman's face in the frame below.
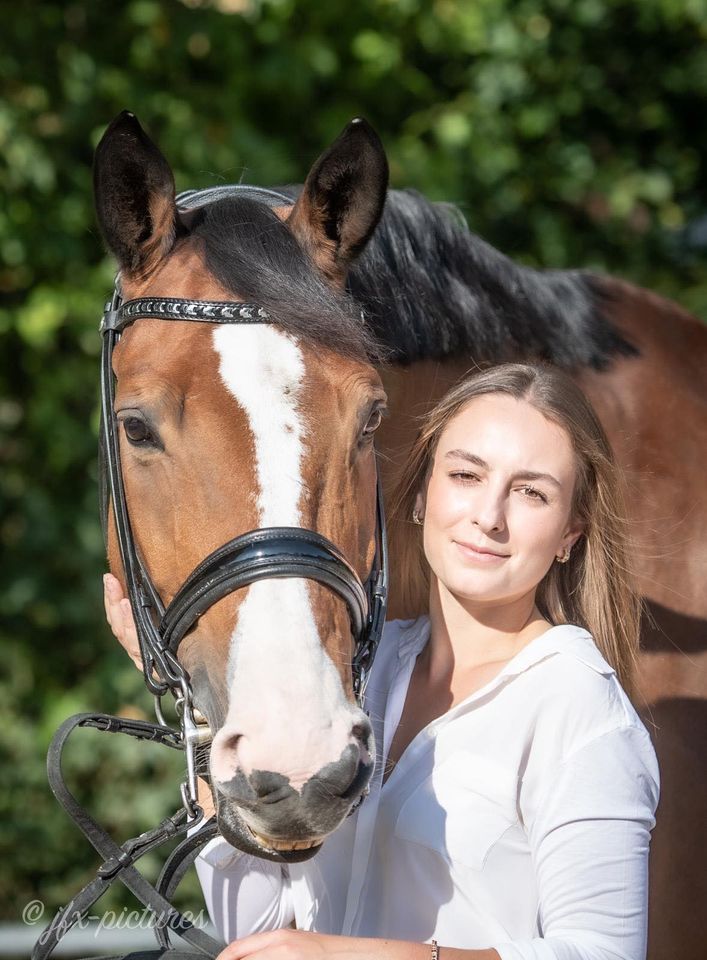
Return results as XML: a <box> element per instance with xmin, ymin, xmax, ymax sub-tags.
<box><xmin>419</xmin><ymin>394</ymin><xmax>582</xmax><ymax>610</ymax></box>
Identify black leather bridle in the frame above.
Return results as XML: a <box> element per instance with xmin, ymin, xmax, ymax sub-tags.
<box><xmin>100</xmin><ymin>185</ymin><xmax>388</xmax><ymax>803</ymax></box>
<box><xmin>33</xmin><ymin>186</ymin><xmax>388</xmax><ymax>960</ymax></box>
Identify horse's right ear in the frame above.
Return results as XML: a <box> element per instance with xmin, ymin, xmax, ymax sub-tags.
<box><xmin>287</xmin><ymin>118</ymin><xmax>389</xmax><ymax>287</ymax></box>
<box><xmin>93</xmin><ymin>111</ymin><xmax>177</xmax><ymax>276</ymax></box>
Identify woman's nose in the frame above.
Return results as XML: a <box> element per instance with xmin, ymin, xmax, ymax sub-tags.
<box><xmin>472</xmin><ymin>492</ymin><xmax>506</xmax><ymax>533</ymax></box>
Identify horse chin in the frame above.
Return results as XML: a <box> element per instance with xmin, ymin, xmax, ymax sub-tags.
<box><xmin>215</xmin><ymin>803</ymin><xmax>324</xmax><ymax>864</ymax></box>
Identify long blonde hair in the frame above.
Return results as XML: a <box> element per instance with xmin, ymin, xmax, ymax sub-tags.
<box><xmin>390</xmin><ymin>362</ymin><xmax>641</xmax><ymax>694</ymax></box>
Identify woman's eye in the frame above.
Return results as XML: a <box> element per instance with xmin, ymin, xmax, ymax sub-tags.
<box><xmin>123</xmin><ymin>417</ymin><xmax>153</xmax><ymax>444</ymax></box>
<box><xmin>449</xmin><ymin>471</ymin><xmax>479</xmax><ymax>484</ymax></box>
<box><xmin>519</xmin><ymin>485</ymin><xmax>548</xmax><ymax>503</ymax></box>
<box><xmin>363</xmin><ymin>407</ymin><xmax>383</xmax><ymax>436</ymax></box>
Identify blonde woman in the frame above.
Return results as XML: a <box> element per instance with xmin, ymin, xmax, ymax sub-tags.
<box><xmin>105</xmin><ymin>362</ymin><xmax>659</xmax><ymax>960</ymax></box>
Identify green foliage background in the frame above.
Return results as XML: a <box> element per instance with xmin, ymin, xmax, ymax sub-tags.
<box><xmin>2</xmin><ymin>0</ymin><xmax>707</xmax><ymax>923</ymax></box>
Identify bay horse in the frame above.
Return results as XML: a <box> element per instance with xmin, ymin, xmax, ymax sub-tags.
<box><xmin>95</xmin><ymin>111</ymin><xmax>706</xmax><ymax>960</ymax></box>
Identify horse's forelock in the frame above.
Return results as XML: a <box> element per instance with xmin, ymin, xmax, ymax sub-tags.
<box><xmin>189</xmin><ymin>196</ymin><xmax>383</xmax><ymax>363</ymax></box>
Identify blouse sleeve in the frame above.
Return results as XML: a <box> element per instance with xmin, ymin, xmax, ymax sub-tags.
<box><xmin>193</xmin><ymin>834</ymin><xmax>295</xmax><ymax>944</ymax></box>
<box><xmin>492</xmin><ymin>724</ymin><xmax>659</xmax><ymax>960</ymax></box>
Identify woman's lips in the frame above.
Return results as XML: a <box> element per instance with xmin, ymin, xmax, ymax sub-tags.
<box><xmin>454</xmin><ymin>540</ymin><xmax>510</xmax><ymax>563</ymax></box>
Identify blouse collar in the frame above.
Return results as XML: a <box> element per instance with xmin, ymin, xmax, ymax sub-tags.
<box><xmin>396</xmin><ymin>615</ymin><xmax>615</xmax><ymax>681</ymax></box>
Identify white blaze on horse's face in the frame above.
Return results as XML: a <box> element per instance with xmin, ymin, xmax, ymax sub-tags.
<box><xmin>209</xmin><ymin>324</ymin><xmax>368</xmax><ymax>792</ymax></box>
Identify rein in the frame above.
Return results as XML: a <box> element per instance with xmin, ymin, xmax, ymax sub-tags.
<box><xmin>35</xmin><ymin>185</ymin><xmax>388</xmax><ymax>959</ymax></box>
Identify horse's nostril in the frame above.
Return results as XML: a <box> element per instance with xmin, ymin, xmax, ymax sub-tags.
<box><xmin>210</xmin><ymin>728</ymin><xmax>245</xmax><ymax>789</ymax></box>
<box><xmin>250</xmin><ymin>770</ymin><xmax>296</xmax><ymax>803</ymax></box>
<box><xmin>220</xmin><ymin>733</ymin><xmax>241</xmax><ymax>753</ymax></box>
<box><xmin>339</xmin><ymin>758</ymin><xmax>372</xmax><ymax>801</ymax></box>
<box><xmin>304</xmin><ymin>743</ymin><xmax>373</xmax><ymax>804</ymax></box>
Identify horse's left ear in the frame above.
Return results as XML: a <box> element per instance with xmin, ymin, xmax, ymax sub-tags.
<box><xmin>287</xmin><ymin>118</ymin><xmax>389</xmax><ymax>286</ymax></box>
<box><xmin>93</xmin><ymin>111</ymin><xmax>177</xmax><ymax>277</ymax></box>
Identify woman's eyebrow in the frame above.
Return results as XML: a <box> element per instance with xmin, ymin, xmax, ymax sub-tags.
<box><xmin>514</xmin><ymin>470</ymin><xmax>562</xmax><ymax>488</ymax></box>
<box><xmin>444</xmin><ymin>449</ymin><xmax>488</xmax><ymax>468</ymax></box>
<box><xmin>444</xmin><ymin>450</ymin><xmax>561</xmax><ymax>487</ymax></box>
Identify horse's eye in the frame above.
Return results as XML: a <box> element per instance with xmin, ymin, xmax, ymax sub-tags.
<box><xmin>123</xmin><ymin>417</ymin><xmax>153</xmax><ymax>444</ymax></box>
<box><xmin>363</xmin><ymin>407</ymin><xmax>383</xmax><ymax>436</ymax></box>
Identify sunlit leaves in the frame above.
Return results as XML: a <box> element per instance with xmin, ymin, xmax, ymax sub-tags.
<box><xmin>2</xmin><ymin>0</ymin><xmax>707</xmax><ymax>921</ymax></box>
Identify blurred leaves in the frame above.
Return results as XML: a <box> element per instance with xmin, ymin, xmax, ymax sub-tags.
<box><xmin>2</xmin><ymin>0</ymin><xmax>707</xmax><ymax>921</ymax></box>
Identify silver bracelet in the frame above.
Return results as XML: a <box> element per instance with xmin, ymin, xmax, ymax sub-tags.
<box><xmin>430</xmin><ymin>940</ymin><xmax>439</xmax><ymax>960</ymax></box>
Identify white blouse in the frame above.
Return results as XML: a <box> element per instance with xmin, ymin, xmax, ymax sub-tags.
<box><xmin>194</xmin><ymin>618</ymin><xmax>659</xmax><ymax>960</ymax></box>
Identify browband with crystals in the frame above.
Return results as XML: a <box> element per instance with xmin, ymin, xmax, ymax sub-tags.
<box><xmin>100</xmin><ymin>297</ymin><xmax>270</xmax><ymax>333</ymax></box>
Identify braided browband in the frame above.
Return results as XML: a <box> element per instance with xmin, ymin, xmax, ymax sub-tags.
<box><xmin>100</xmin><ymin>296</ymin><xmax>271</xmax><ymax>333</ymax></box>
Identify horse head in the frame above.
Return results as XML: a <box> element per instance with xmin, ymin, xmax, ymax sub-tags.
<box><xmin>94</xmin><ymin>111</ymin><xmax>389</xmax><ymax>861</ymax></box>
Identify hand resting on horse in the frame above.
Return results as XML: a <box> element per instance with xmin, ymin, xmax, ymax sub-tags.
<box><xmin>103</xmin><ymin>573</ymin><xmax>141</xmax><ymax>670</ymax></box>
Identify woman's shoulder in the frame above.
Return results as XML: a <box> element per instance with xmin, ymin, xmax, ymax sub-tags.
<box><xmin>509</xmin><ymin>625</ymin><xmax>659</xmax><ymax>808</ymax></box>
<box><xmin>511</xmin><ymin>623</ymin><xmax>622</xmax><ymax>691</ymax></box>
<box><xmin>513</xmin><ymin>623</ymin><xmax>651</xmax><ymax>758</ymax></box>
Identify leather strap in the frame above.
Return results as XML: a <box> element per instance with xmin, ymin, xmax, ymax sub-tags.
<box><xmin>101</xmin><ymin>298</ymin><xmax>270</xmax><ymax>333</ymax></box>
<box><xmin>32</xmin><ymin>714</ymin><xmax>224</xmax><ymax>960</ymax></box>
<box><xmin>154</xmin><ymin>824</ymin><xmax>220</xmax><ymax>951</ymax></box>
<box><xmin>160</xmin><ymin>527</ymin><xmax>368</xmax><ymax>652</ymax></box>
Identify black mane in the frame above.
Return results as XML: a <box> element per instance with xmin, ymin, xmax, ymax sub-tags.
<box><xmin>187</xmin><ymin>186</ymin><xmax>634</xmax><ymax>370</ymax></box>
<box><xmin>350</xmin><ymin>189</ymin><xmax>635</xmax><ymax>368</ymax></box>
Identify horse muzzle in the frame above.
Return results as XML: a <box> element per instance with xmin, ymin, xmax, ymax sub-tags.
<box><xmin>212</xmin><ymin>733</ymin><xmax>374</xmax><ymax>862</ymax></box>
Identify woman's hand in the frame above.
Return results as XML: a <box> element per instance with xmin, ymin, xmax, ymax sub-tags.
<box><xmin>103</xmin><ymin>573</ymin><xmax>142</xmax><ymax>670</ymax></box>
<box><xmin>216</xmin><ymin>931</ymin><xmax>500</xmax><ymax>960</ymax></box>
<box><xmin>216</xmin><ymin>930</ymin><xmax>428</xmax><ymax>960</ymax></box>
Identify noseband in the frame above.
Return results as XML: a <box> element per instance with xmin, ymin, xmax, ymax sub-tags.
<box><xmin>99</xmin><ymin>186</ymin><xmax>388</xmax><ymax>813</ymax></box>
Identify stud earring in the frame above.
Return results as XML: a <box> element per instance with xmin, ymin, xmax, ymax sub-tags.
<box><xmin>557</xmin><ymin>546</ymin><xmax>571</xmax><ymax>563</ymax></box>
<box><xmin>412</xmin><ymin>509</ymin><xmax>423</xmax><ymax>525</ymax></box>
